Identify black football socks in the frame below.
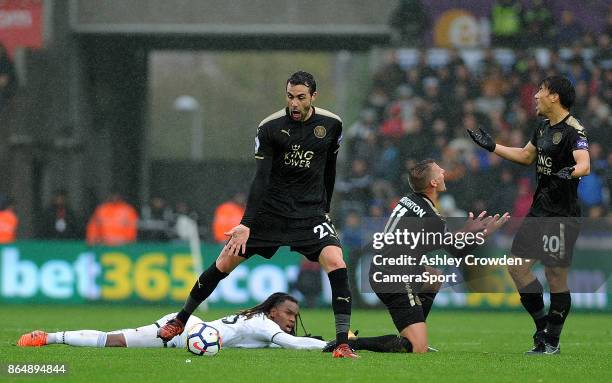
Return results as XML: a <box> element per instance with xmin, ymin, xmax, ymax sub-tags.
<box><xmin>519</xmin><ymin>279</ymin><xmax>547</xmax><ymax>332</ymax></box>
<box><xmin>177</xmin><ymin>263</ymin><xmax>228</xmax><ymax>324</ymax></box>
<box><xmin>328</xmin><ymin>268</ymin><xmax>352</xmax><ymax>345</ymax></box>
<box><xmin>546</xmin><ymin>291</ymin><xmax>571</xmax><ymax>347</ymax></box>
<box><xmin>349</xmin><ymin>335</ymin><xmax>412</xmax><ymax>353</ymax></box>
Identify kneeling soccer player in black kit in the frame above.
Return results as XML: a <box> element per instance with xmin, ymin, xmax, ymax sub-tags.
<box><xmin>468</xmin><ymin>75</ymin><xmax>590</xmax><ymax>355</ymax></box>
<box><xmin>367</xmin><ymin>159</ymin><xmax>509</xmax><ymax>353</ymax></box>
<box><xmin>158</xmin><ymin>71</ymin><xmax>358</xmax><ymax>358</ymax></box>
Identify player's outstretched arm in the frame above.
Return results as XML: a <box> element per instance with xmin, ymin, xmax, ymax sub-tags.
<box><xmin>467</xmin><ymin>127</ymin><xmax>536</xmax><ymax>166</ymax></box>
<box><xmin>493</xmin><ymin>141</ymin><xmax>537</xmax><ymax>166</ymax></box>
<box><xmin>271</xmin><ymin>332</ymin><xmax>327</xmax><ymax>350</ymax></box>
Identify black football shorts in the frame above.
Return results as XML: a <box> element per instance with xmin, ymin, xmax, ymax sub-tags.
<box><xmin>511</xmin><ymin>216</ymin><xmax>580</xmax><ymax>267</ymax></box>
<box><xmin>240</xmin><ymin>212</ymin><xmax>342</xmax><ymax>262</ymax></box>
<box><xmin>376</xmin><ymin>288</ymin><xmax>425</xmax><ymax>332</ymax></box>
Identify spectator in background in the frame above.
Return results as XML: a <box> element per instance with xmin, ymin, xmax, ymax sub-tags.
<box><xmin>606</xmin><ymin>7</ymin><xmax>612</xmax><ymax>37</ymax></box>
<box><xmin>401</xmin><ymin>116</ymin><xmax>431</xmax><ymax>161</ymax></box>
<box><xmin>390</xmin><ymin>84</ymin><xmax>418</xmax><ymax>122</ymax></box>
<box><xmin>139</xmin><ymin>196</ymin><xmax>174</xmax><ymax>242</ymax></box>
<box><xmin>336</xmin><ymin>159</ymin><xmax>373</xmax><ymax>215</ymax></box>
<box><xmin>578</xmin><ymin>142</ymin><xmax>606</xmax><ymax>216</ymax></box>
<box><xmin>512</xmin><ymin>178</ymin><xmax>534</xmax><ymax>219</ymax></box>
<box><xmin>86</xmin><ymin>192</ymin><xmax>138</xmax><ymax>246</ymax></box>
<box><xmin>388</xmin><ymin>0</ymin><xmax>429</xmax><ymax>47</ymax></box>
<box><xmin>556</xmin><ymin>10</ymin><xmax>584</xmax><ymax>47</ymax></box>
<box><xmin>340</xmin><ymin>211</ymin><xmax>362</xmax><ymax>250</ymax></box>
<box><xmin>0</xmin><ymin>42</ymin><xmax>17</xmax><ymax>113</ymax></box>
<box><xmin>491</xmin><ymin>167</ymin><xmax>517</xmax><ymax>214</ymax></box>
<box><xmin>173</xmin><ymin>201</ymin><xmax>201</xmax><ymax>241</ymax></box>
<box><xmin>585</xmin><ymin>95</ymin><xmax>611</xmax><ymax>146</ymax></box>
<box><xmin>0</xmin><ymin>194</ymin><xmax>18</xmax><ymax>243</ymax></box>
<box><xmin>375</xmin><ymin>138</ymin><xmax>401</xmax><ymax>183</ymax></box>
<box><xmin>379</xmin><ymin>104</ymin><xmax>405</xmax><ymax>140</ymax></box>
<box><xmin>420</xmin><ymin>76</ymin><xmax>443</xmax><ymax>123</ymax></box>
<box><xmin>38</xmin><ymin>189</ymin><xmax>81</xmax><ymax>239</ymax></box>
<box><xmin>347</xmin><ymin>108</ymin><xmax>378</xmax><ymax>158</ymax></box>
<box><xmin>439</xmin><ymin>194</ymin><xmax>467</xmax><ymax>217</ymax></box>
<box><xmin>522</xmin><ymin>0</ymin><xmax>555</xmax><ymax>47</ymax></box>
<box><xmin>365</xmin><ymin>86</ymin><xmax>390</xmax><ymax>120</ymax></box>
<box><xmin>372</xmin><ymin>52</ymin><xmax>405</xmax><ymax>96</ymax></box>
<box><xmin>593</xmin><ymin>34</ymin><xmax>612</xmax><ymax>70</ymax></box>
<box><xmin>352</xmin><ymin>130</ymin><xmax>379</xmax><ymax>163</ymax></box>
<box><xmin>475</xmin><ymin>69</ymin><xmax>507</xmax><ymax>116</ymax></box>
<box><xmin>565</xmin><ymin>57</ymin><xmax>590</xmax><ymax>85</ymax></box>
<box><xmin>212</xmin><ymin>192</ymin><xmax>246</xmax><ymax>243</ymax></box>
<box><xmin>491</xmin><ymin>0</ymin><xmax>523</xmax><ymax>47</ymax></box>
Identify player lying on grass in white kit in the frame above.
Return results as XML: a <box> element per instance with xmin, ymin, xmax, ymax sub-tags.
<box><xmin>17</xmin><ymin>293</ymin><xmax>326</xmax><ymax>350</ymax></box>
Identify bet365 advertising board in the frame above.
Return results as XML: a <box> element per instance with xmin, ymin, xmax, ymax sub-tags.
<box><xmin>0</xmin><ymin>241</ymin><xmax>609</xmax><ymax>310</ymax></box>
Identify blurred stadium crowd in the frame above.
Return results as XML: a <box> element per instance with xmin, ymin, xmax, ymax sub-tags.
<box><xmin>336</xmin><ymin>16</ymin><xmax>611</xmax><ymax>232</ymax></box>
<box><xmin>0</xmin><ymin>3</ymin><xmax>611</xmax><ymax>247</ymax></box>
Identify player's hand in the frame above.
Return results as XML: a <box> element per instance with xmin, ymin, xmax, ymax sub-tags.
<box><xmin>553</xmin><ymin>166</ymin><xmax>575</xmax><ymax>180</ymax></box>
<box><xmin>482</xmin><ymin>212</ymin><xmax>511</xmax><ymax>236</ymax></box>
<box><xmin>467</xmin><ymin>127</ymin><xmax>496</xmax><ymax>152</ymax></box>
<box><xmin>224</xmin><ymin>224</ymin><xmax>250</xmax><ymax>257</ymax></box>
<box><xmin>462</xmin><ymin>211</ymin><xmax>493</xmax><ymax>233</ymax></box>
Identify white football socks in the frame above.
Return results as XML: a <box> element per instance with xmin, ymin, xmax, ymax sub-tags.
<box><xmin>48</xmin><ymin>331</ymin><xmax>107</xmax><ymax>347</ymax></box>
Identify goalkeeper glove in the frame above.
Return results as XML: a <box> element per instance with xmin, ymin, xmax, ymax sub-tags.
<box><xmin>553</xmin><ymin>167</ymin><xmax>575</xmax><ymax>179</ymax></box>
<box><xmin>467</xmin><ymin>127</ymin><xmax>496</xmax><ymax>152</ymax></box>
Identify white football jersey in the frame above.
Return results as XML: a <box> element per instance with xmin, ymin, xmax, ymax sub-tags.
<box><xmin>156</xmin><ymin>312</ymin><xmax>282</xmax><ymax>349</ymax></box>
<box><xmin>205</xmin><ymin>313</ymin><xmax>284</xmax><ymax>348</ymax></box>
<box><xmin>156</xmin><ymin>312</ymin><xmax>324</xmax><ymax>350</ymax></box>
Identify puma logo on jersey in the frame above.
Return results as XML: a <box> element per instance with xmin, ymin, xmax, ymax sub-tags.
<box><xmin>281</xmin><ymin>129</ymin><xmax>291</xmax><ymax>136</ymax></box>
<box><xmin>336</xmin><ymin>296</ymin><xmax>351</xmax><ymax>303</ymax></box>
<box><xmin>551</xmin><ymin>309</ymin><xmax>565</xmax><ymax>318</ymax></box>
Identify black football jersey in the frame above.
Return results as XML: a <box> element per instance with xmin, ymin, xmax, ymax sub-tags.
<box><xmin>377</xmin><ymin>193</ymin><xmax>480</xmax><ymax>259</ymax></box>
<box><xmin>383</xmin><ymin>193</ymin><xmax>445</xmax><ymax>244</ymax></box>
<box><xmin>253</xmin><ymin>107</ymin><xmax>342</xmax><ymax>218</ymax></box>
<box><xmin>529</xmin><ymin>115</ymin><xmax>589</xmax><ymax>217</ymax></box>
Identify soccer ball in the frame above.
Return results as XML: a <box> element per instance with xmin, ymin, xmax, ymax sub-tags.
<box><xmin>186</xmin><ymin>323</ymin><xmax>222</xmax><ymax>356</ymax></box>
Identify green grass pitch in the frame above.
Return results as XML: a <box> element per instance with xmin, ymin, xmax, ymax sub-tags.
<box><xmin>1</xmin><ymin>304</ymin><xmax>611</xmax><ymax>382</ymax></box>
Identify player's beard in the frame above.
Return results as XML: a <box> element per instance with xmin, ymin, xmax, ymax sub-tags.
<box><xmin>290</xmin><ymin>104</ymin><xmax>311</xmax><ymax>121</ymax></box>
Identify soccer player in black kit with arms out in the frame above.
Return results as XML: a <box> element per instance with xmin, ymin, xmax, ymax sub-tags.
<box><xmin>158</xmin><ymin>71</ymin><xmax>358</xmax><ymax>358</ymax></box>
<box><xmin>468</xmin><ymin>75</ymin><xmax>590</xmax><ymax>354</ymax></box>
<box><xmin>368</xmin><ymin>160</ymin><xmax>508</xmax><ymax>353</ymax></box>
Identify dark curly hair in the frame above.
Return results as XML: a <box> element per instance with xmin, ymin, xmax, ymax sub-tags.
<box><xmin>236</xmin><ymin>292</ymin><xmax>299</xmax><ymax>335</ymax></box>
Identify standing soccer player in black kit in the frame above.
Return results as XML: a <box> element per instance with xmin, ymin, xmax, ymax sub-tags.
<box><xmin>158</xmin><ymin>71</ymin><xmax>358</xmax><ymax>358</ymax></box>
<box><xmin>468</xmin><ymin>75</ymin><xmax>590</xmax><ymax>355</ymax></box>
